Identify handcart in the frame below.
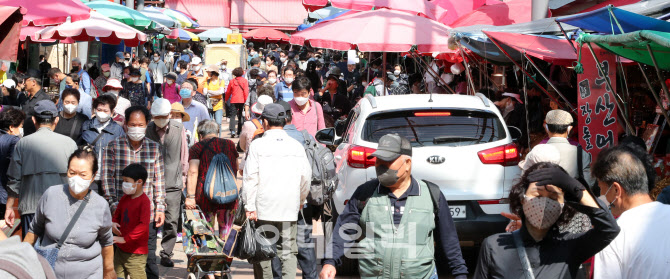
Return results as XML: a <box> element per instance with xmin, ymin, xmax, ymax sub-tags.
<box><xmin>181</xmin><ymin>204</ymin><xmax>233</xmax><ymax>279</ymax></box>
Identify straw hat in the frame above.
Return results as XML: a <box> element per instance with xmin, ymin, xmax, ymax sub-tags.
<box><xmin>171</xmin><ymin>102</ymin><xmax>191</xmax><ymax>122</ymax></box>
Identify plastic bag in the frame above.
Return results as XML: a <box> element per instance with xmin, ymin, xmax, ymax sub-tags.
<box><xmin>238</xmin><ymin>220</ymin><xmax>256</xmax><ymax>259</ymax></box>
<box><xmin>248</xmin><ymin>223</ymin><xmax>277</xmax><ymax>264</ymax></box>
<box><xmin>233</xmin><ymin>199</ymin><xmax>246</xmax><ymax>226</ymax></box>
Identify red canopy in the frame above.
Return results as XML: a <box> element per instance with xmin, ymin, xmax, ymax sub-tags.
<box><xmin>581</xmin><ymin>0</ymin><xmax>640</xmax><ymax>13</ymax></box>
<box><xmin>290</xmin><ymin>9</ymin><xmax>452</xmax><ymax>52</ymax></box>
<box><xmin>450</xmin><ymin>0</ymin><xmax>533</xmax><ymax>28</ymax></box>
<box><xmin>302</xmin><ymin>0</ymin><xmax>328</xmax><ymax>12</ymax></box>
<box><xmin>0</xmin><ymin>5</ymin><xmax>21</xmax><ymax>60</ymax></box>
<box><xmin>302</xmin><ymin>0</ymin><xmax>442</xmax><ymax>20</ymax></box>
<box><xmin>0</xmin><ymin>0</ymin><xmax>90</xmax><ymax>26</ymax></box>
<box><xmin>242</xmin><ymin>28</ymin><xmax>289</xmax><ymax>42</ymax></box>
<box><xmin>432</xmin><ymin>0</ymin><xmax>501</xmax><ymax>24</ymax></box>
<box><xmin>483</xmin><ymin>31</ymin><xmax>578</xmax><ymax>66</ymax></box>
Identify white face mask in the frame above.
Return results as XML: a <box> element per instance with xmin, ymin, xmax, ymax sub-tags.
<box><xmin>294</xmin><ymin>96</ymin><xmax>308</xmax><ymax>106</ymax></box>
<box><xmin>173</xmin><ymin>118</ymin><xmax>182</xmax><ymax>123</ymax></box>
<box><xmin>154</xmin><ymin>118</ymin><xmax>169</xmax><ymax>128</ymax></box>
<box><xmin>96</xmin><ymin>111</ymin><xmax>111</xmax><ymax>123</ymax></box>
<box><xmin>193</xmin><ymin>66</ymin><xmax>201</xmax><ymax>71</ymax></box>
<box><xmin>130</xmin><ymin>77</ymin><xmax>139</xmax><ymax>82</ymax></box>
<box><xmin>598</xmin><ymin>184</ymin><xmax>617</xmax><ymax>210</ymax></box>
<box><xmin>106</xmin><ymin>90</ymin><xmax>119</xmax><ymax>96</ymax></box>
<box><xmin>268</xmin><ymin>78</ymin><xmax>277</xmax><ymax>84</ymax></box>
<box><xmin>284</xmin><ymin>77</ymin><xmax>294</xmax><ymax>84</ymax></box>
<box><xmin>221</xmin><ymin>65</ymin><xmax>227</xmax><ymax>70</ymax></box>
<box><xmin>64</xmin><ymin>104</ymin><xmax>77</xmax><ymax>114</ymax></box>
<box><xmin>68</xmin><ymin>175</ymin><xmax>91</xmax><ymax>195</ymax></box>
<box><xmin>280</xmin><ymin>57</ymin><xmax>287</xmax><ymax>63</ymax></box>
<box><xmin>127</xmin><ymin>126</ymin><xmax>147</xmax><ymax>141</ymax></box>
<box><xmin>394</xmin><ymin>70</ymin><xmax>401</xmax><ymax>76</ymax></box>
<box><xmin>122</xmin><ymin>181</ymin><xmax>137</xmax><ymax>195</ymax></box>
<box><xmin>153</xmin><ymin>57</ymin><xmax>160</xmax><ymax>62</ymax></box>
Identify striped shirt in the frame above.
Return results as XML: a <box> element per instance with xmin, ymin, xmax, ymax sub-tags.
<box><xmin>102</xmin><ymin>136</ymin><xmax>165</xmax><ymax>220</ymax></box>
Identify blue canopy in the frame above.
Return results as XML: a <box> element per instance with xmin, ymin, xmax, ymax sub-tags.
<box><xmin>298</xmin><ymin>9</ymin><xmax>350</xmax><ymax>31</ymax></box>
<box><xmin>557</xmin><ymin>5</ymin><xmax>670</xmax><ymax>34</ymax></box>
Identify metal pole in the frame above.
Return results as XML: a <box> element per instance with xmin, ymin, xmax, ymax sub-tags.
<box><xmin>409</xmin><ymin>51</ymin><xmax>457</xmax><ymax>95</ymax></box>
<box><xmin>638</xmin><ymin>62</ymin><xmax>670</xmax><ymax>132</ymax></box>
<box><xmin>523</xmin><ymin>52</ymin><xmax>575</xmax><ymax>112</ymax></box>
<box><xmin>646</xmin><ymin>43</ymin><xmax>670</xmax><ymax>105</ymax></box>
<box><xmin>556</xmin><ymin>20</ymin><xmax>578</xmax><ymax>54</ymax></box>
<box><xmin>485</xmin><ymin>33</ymin><xmax>568</xmax><ymax>110</ymax></box>
<box><xmin>382</xmin><ymin>52</ymin><xmax>387</xmax><ymax>96</ymax></box>
<box><xmin>458</xmin><ymin>44</ymin><xmax>476</xmax><ymax>95</ymax></box>
<box><xmin>584</xmin><ymin>42</ymin><xmax>634</xmax><ymax>135</ymax></box>
<box><xmin>522</xmin><ymin>55</ymin><xmax>531</xmax><ymax>150</ymax></box>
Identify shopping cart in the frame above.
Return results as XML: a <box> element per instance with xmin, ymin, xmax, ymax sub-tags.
<box><xmin>181</xmin><ymin>204</ymin><xmax>233</xmax><ymax>279</ymax></box>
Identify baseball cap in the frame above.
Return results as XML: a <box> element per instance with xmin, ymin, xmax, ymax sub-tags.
<box><xmin>165</xmin><ymin>72</ymin><xmax>178</xmax><ymax>81</ymax></box>
<box><xmin>116</xmin><ymin>52</ymin><xmax>124</xmax><ymax>59</ymax></box>
<box><xmin>277</xmin><ymin>100</ymin><xmax>291</xmax><ymax>113</ymax></box>
<box><xmin>328</xmin><ymin>67</ymin><xmax>342</xmax><ymax>79</ymax></box>
<box><xmin>252</xmin><ymin>95</ymin><xmax>274</xmax><ymax>115</ymax></box>
<box><xmin>261</xmin><ymin>103</ymin><xmax>287</xmax><ymax>121</ymax></box>
<box><xmin>258</xmin><ymin>72</ymin><xmax>268</xmax><ymax>79</ymax></box>
<box><xmin>151</xmin><ymin>98</ymin><xmax>172</xmax><ymax>116</ymax></box>
<box><xmin>545</xmin><ymin>109</ymin><xmax>573</xmax><ymax>125</ymax></box>
<box><xmin>2</xmin><ymin>79</ymin><xmax>16</xmax><ymax>89</ymax></box>
<box><xmin>101</xmin><ymin>63</ymin><xmax>110</xmax><ymax>72</ymax></box>
<box><xmin>518</xmin><ymin>144</ymin><xmax>561</xmax><ymax>170</ymax></box>
<box><xmin>171</xmin><ymin>102</ymin><xmax>191</xmax><ymax>122</ymax></box>
<box><xmin>190</xmin><ymin>57</ymin><xmax>202</xmax><ymax>65</ymax></box>
<box><xmin>34</xmin><ymin>100</ymin><xmax>58</xmax><ymax>119</ymax></box>
<box><xmin>368</xmin><ymin>134</ymin><xmax>412</xmax><ymax>161</ymax></box>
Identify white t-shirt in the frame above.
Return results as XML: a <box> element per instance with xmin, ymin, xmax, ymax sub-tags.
<box><xmin>594</xmin><ymin>202</ymin><xmax>670</xmax><ymax>279</ymax></box>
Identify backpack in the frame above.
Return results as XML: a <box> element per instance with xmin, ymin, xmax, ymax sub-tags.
<box><xmin>356</xmin><ymin>179</ymin><xmax>440</xmax><ymax>218</ymax></box>
<box><xmin>201</xmin><ymin>139</ymin><xmax>238</xmax><ymax>205</ymax></box>
<box><xmin>251</xmin><ymin>118</ymin><xmax>264</xmax><ymax>139</ymax></box>
<box><xmin>301</xmin><ymin>130</ymin><xmax>337</xmax><ymax>205</ymax></box>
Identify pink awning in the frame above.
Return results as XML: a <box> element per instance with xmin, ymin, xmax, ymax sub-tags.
<box><xmin>243</xmin><ymin>28</ymin><xmax>289</xmax><ymax>42</ymax></box>
<box><xmin>302</xmin><ymin>0</ymin><xmax>328</xmax><ymax>12</ymax></box>
<box><xmin>432</xmin><ymin>0</ymin><xmax>501</xmax><ymax>25</ymax></box>
<box><xmin>0</xmin><ymin>0</ymin><xmax>90</xmax><ymax>26</ymax></box>
<box><xmin>0</xmin><ymin>5</ymin><xmax>21</xmax><ymax>60</ymax></box>
<box><xmin>36</xmin><ymin>11</ymin><xmax>147</xmax><ymax>47</ymax></box>
<box><xmin>483</xmin><ymin>31</ymin><xmax>578</xmax><ymax>66</ymax></box>
<box><xmin>450</xmin><ymin>0</ymin><xmax>533</xmax><ymax>28</ymax></box>
<box><xmin>290</xmin><ymin>9</ymin><xmax>452</xmax><ymax>52</ymax></box>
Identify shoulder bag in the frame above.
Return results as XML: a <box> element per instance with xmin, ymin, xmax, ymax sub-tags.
<box><xmin>512</xmin><ymin>230</ymin><xmax>535</xmax><ymax>279</ymax></box>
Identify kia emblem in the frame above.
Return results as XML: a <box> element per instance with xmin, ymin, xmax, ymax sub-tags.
<box><xmin>427</xmin><ymin>155</ymin><xmax>445</xmax><ymax>164</ymax></box>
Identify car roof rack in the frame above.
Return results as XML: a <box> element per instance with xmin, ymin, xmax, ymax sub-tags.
<box><xmin>365</xmin><ymin>94</ymin><xmax>377</xmax><ymax>109</ymax></box>
<box><xmin>475</xmin><ymin>93</ymin><xmax>490</xmax><ymax>107</ymax></box>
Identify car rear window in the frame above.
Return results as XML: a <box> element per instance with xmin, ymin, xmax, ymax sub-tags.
<box><xmin>362</xmin><ymin>110</ymin><xmax>506</xmax><ymax>147</ymax></box>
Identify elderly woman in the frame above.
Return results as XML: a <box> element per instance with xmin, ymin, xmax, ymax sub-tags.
<box><xmin>185</xmin><ymin>120</ymin><xmax>239</xmax><ymax>238</ymax></box>
<box><xmin>0</xmin><ymin>108</ymin><xmax>24</xmax><ymax>220</ymax></box>
<box><xmin>24</xmin><ymin>147</ymin><xmax>115</xmax><ymax>279</ymax></box>
<box><xmin>474</xmin><ymin>162</ymin><xmax>619</xmax><ymax>279</ymax></box>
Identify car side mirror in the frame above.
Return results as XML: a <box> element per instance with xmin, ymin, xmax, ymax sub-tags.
<box><xmin>508</xmin><ymin>126</ymin><xmax>522</xmax><ymax>142</ymax></box>
<box><xmin>316</xmin><ymin>128</ymin><xmax>336</xmax><ymax>146</ymax></box>
<box><xmin>334</xmin><ymin>119</ymin><xmax>347</xmax><ymax>137</ymax></box>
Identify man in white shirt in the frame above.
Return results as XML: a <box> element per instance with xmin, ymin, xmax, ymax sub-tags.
<box><xmin>543</xmin><ymin>109</ymin><xmax>594</xmax><ymax>186</ymax></box>
<box><xmin>243</xmin><ymin>103</ymin><xmax>311</xmax><ymax>279</ymax></box>
<box><xmin>593</xmin><ymin>145</ymin><xmax>670</xmax><ymax>279</ymax></box>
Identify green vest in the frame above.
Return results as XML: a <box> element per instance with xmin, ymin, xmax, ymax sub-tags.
<box><xmin>358</xmin><ymin>181</ymin><xmax>436</xmax><ymax>279</ymax></box>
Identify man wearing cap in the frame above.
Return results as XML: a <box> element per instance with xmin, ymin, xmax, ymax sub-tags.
<box><xmin>95</xmin><ymin>63</ymin><xmax>111</xmax><ymax>95</ymax></box>
<box><xmin>496</xmin><ymin>92</ymin><xmax>527</xmax><ymax>148</ymax></box>
<box><xmin>21</xmin><ymin>72</ymin><xmax>51</xmax><ymax>137</ymax></box>
<box><xmin>4</xmin><ymin>100</ymin><xmax>78</xmax><ymax>237</ymax></box>
<box><xmin>544</xmin><ymin>109</ymin><xmax>593</xmax><ymax>186</ymax></box>
<box><xmin>149</xmin><ymin>51</ymin><xmax>169</xmax><ymax>100</ymax></box>
<box><xmin>110</xmin><ymin>52</ymin><xmax>126</xmax><ymax>80</ymax></box>
<box><xmin>179</xmin><ymin>81</ymin><xmax>210</xmax><ymax>135</ymax></box>
<box><xmin>71</xmin><ymin>57</ymin><xmax>91</xmax><ymax>96</ymax></box>
<box><xmin>169</xmin><ymin>102</ymin><xmax>192</xmax><ymax>145</ymax></box>
<box><xmin>243</xmin><ymin>103</ymin><xmax>311</xmax><ymax>279</ymax></box>
<box><xmin>102</xmin><ymin>78</ymin><xmax>131</xmax><ymax>125</ymax></box>
<box><xmin>317</xmin><ymin>68</ymin><xmax>351</xmax><ymax>120</ymax></box>
<box><xmin>239</xmin><ymin>94</ymin><xmax>274</xmax><ymax>170</ymax></box>
<box><xmin>188</xmin><ymin>57</ymin><xmax>206</xmax><ymax>93</ymax></box>
<box><xmin>146</xmin><ymin>98</ymin><xmax>189</xmax><ymax>268</ymax></box>
<box><xmin>161</xmin><ymin>72</ymin><xmax>180</xmax><ymax>104</ymax></box>
<box><xmin>320</xmin><ymin>134</ymin><xmax>468</xmax><ymax>279</ymax></box>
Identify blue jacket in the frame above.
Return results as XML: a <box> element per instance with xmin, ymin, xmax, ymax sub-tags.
<box><xmin>0</xmin><ymin>130</ymin><xmax>19</xmax><ymax>204</ymax></box>
<box><xmin>78</xmin><ymin>119</ymin><xmax>126</xmax><ymax>155</ymax></box>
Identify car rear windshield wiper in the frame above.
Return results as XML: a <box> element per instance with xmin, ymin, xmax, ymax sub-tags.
<box><xmin>433</xmin><ymin>136</ymin><xmax>481</xmax><ymax>144</ymax></box>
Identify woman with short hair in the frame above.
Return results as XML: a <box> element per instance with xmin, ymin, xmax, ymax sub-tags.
<box><xmin>0</xmin><ymin>108</ymin><xmax>24</xmax><ymax>220</ymax></box>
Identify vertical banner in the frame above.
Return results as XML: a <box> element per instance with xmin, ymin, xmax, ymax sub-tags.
<box><xmin>578</xmin><ymin>46</ymin><xmax>618</xmax><ymax>159</ymax></box>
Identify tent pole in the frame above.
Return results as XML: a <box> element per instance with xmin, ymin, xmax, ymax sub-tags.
<box><xmin>462</xmin><ymin>50</ymin><xmax>500</xmax><ymax>92</ymax></box>
<box><xmin>638</xmin><ymin>62</ymin><xmax>670</xmax><ymax>132</ymax></box>
<box><xmin>409</xmin><ymin>51</ymin><xmax>457</xmax><ymax>95</ymax></box>
<box><xmin>584</xmin><ymin>42</ymin><xmax>634</xmax><ymax>135</ymax></box>
<box><xmin>485</xmin><ymin>33</ymin><xmax>568</xmax><ymax>110</ymax></box>
<box><xmin>382</xmin><ymin>52</ymin><xmax>387</xmax><ymax>96</ymax></box>
<box><xmin>458</xmin><ymin>44</ymin><xmax>476</xmax><ymax>95</ymax></box>
<box><xmin>616</xmin><ymin>56</ymin><xmax>630</xmax><ymax>119</ymax></box>
<box><xmin>522</xmin><ymin>54</ymin><xmax>531</xmax><ymax>150</ymax></box>
<box><xmin>646</xmin><ymin>43</ymin><xmax>670</xmax><ymax>105</ymax></box>
<box><xmin>555</xmin><ymin>20</ymin><xmax>578</xmax><ymax>54</ymax></box>
<box><xmin>523</xmin><ymin>53</ymin><xmax>574</xmax><ymax>112</ymax></box>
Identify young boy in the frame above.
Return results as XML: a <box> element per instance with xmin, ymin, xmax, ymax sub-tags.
<box><xmin>113</xmin><ymin>163</ymin><xmax>152</xmax><ymax>279</ymax></box>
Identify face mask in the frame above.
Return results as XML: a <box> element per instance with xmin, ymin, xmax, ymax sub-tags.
<box><xmin>122</xmin><ymin>181</ymin><xmax>137</xmax><ymax>195</ymax></box>
<box><xmin>180</xmin><ymin>88</ymin><xmax>192</xmax><ymax>99</ymax></box>
<box><xmin>106</xmin><ymin>90</ymin><xmax>119</xmax><ymax>96</ymax></box>
<box><xmin>133</xmin><ymin>65</ymin><xmax>140</xmax><ymax>69</ymax></box>
<box><xmin>64</xmin><ymin>104</ymin><xmax>77</xmax><ymax>114</ymax></box>
<box><xmin>103</xmin><ymin>72</ymin><xmax>110</xmax><ymax>77</ymax></box>
<box><xmin>154</xmin><ymin>118</ymin><xmax>169</xmax><ymax>128</ymax></box>
<box><xmin>65</xmin><ymin>85</ymin><xmax>73</xmax><ymax>90</ymax></box>
<box><xmin>130</xmin><ymin>77</ymin><xmax>139</xmax><ymax>82</ymax></box>
<box><xmin>221</xmin><ymin>65</ymin><xmax>227</xmax><ymax>70</ymax></box>
<box><xmin>72</xmin><ymin>66</ymin><xmax>80</xmax><ymax>72</ymax></box>
<box><xmin>173</xmin><ymin>118</ymin><xmax>182</xmax><ymax>123</ymax></box>
<box><xmin>125</xmin><ymin>58</ymin><xmax>130</xmax><ymax>61</ymax></box>
<box><xmin>250</xmin><ymin>52</ymin><xmax>257</xmax><ymax>56</ymax></box>
<box><xmin>294</xmin><ymin>97</ymin><xmax>308</xmax><ymax>106</ymax></box>
<box><xmin>376</xmin><ymin>162</ymin><xmax>403</xmax><ymax>187</ymax></box>
<box><xmin>68</xmin><ymin>175</ymin><xmax>91</xmax><ymax>195</ymax></box>
<box><xmin>123</xmin><ymin>74</ymin><xmax>130</xmax><ymax>79</ymax></box>
<box><xmin>394</xmin><ymin>70</ymin><xmax>401</xmax><ymax>76</ymax></box>
<box><xmin>372</xmin><ymin>68</ymin><xmax>379</xmax><ymax>73</ymax></box>
<box><xmin>362</xmin><ymin>82</ymin><xmax>368</xmax><ymax>87</ymax></box>
<box><xmin>127</xmin><ymin>126</ymin><xmax>146</xmax><ymax>141</ymax></box>
<box><xmin>18</xmin><ymin>128</ymin><xmax>23</xmax><ymax>138</ymax></box>
<box><xmin>598</xmin><ymin>184</ymin><xmax>618</xmax><ymax>210</ymax></box>
<box><xmin>523</xmin><ymin>196</ymin><xmax>564</xmax><ymax>230</ymax></box>
<box><xmin>284</xmin><ymin>77</ymin><xmax>294</xmax><ymax>84</ymax></box>
<box><xmin>153</xmin><ymin>57</ymin><xmax>160</xmax><ymax>62</ymax></box>
<box><xmin>166</xmin><ymin>79</ymin><xmax>173</xmax><ymax>85</ymax></box>
<box><xmin>280</xmin><ymin>57</ymin><xmax>287</xmax><ymax>63</ymax></box>
<box><xmin>268</xmin><ymin>78</ymin><xmax>277</xmax><ymax>84</ymax></box>
<box><xmin>96</xmin><ymin>111</ymin><xmax>110</xmax><ymax>123</ymax></box>
<box><xmin>194</xmin><ymin>66</ymin><xmax>201</xmax><ymax>71</ymax></box>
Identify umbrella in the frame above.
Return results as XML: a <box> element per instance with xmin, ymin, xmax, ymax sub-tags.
<box><xmin>36</xmin><ymin>11</ymin><xmax>147</xmax><ymax>47</ymax></box>
<box><xmin>298</xmin><ymin>10</ymin><xmax>354</xmax><ymax>31</ymax></box>
<box><xmin>198</xmin><ymin>27</ymin><xmax>234</xmax><ymax>42</ymax></box>
<box><xmin>243</xmin><ymin>28</ymin><xmax>290</xmax><ymax>42</ymax></box>
<box><xmin>483</xmin><ymin>31</ymin><xmax>578</xmax><ymax>66</ymax></box>
<box><xmin>329</xmin><ymin>0</ymin><xmax>442</xmax><ymax>20</ymax></box>
<box><xmin>302</xmin><ymin>0</ymin><xmax>328</xmax><ymax>12</ymax></box>
<box><xmin>0</xmin><ymin>5</ymin><xmax>21</xmax><ymax>61</ymax></box>
<box><xmin>85</xmin><ymin>1</ymin><xmax>153</xmax><ymax>31</ymax></box>
<box><xmin>162</xmin><ymin>8</ymin><xmax>199</xmax><ymax>28</ymax></box>
<box><xmin>0</xmin><ymin>0</ymin><xmax>90</xmax><ymax>26</ymax></box>
<box><xmin>432</xmin><ymin>0</ymin><xmax>501</xmax><ymax>24</ymax></box>
<box><xmin>141</xmin><ymin>6</ymin><xmax>179</xmax><ymax>28</ymax></box>
<box><xmin>289</xmin><ymin>9</ymin><xmax>452</xmax><ymax>52</ymax></box>
<box><xmin>450</xmin><ymin>0</ymin><xmax>533</xmax><ymax>28</ymax></box>
<box><xmin>308</xmin><ymin>6</ymin><xmax>348</xmax><ymax>20</ymax></box>
<box><xmin>166</xmin><ymin>28</ymin><xmax>199</xmax><ymax>42</ymax></box>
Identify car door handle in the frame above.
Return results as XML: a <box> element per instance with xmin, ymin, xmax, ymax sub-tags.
<box><xmin>335</xmin><ymin>155</ymin><xmax>342</xmax><ymax>160</ymax></box>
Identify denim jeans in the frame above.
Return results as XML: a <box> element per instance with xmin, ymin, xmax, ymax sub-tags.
<box><xmin>214</xmin><ymin>109</ymin><xmax>224</xmax><ymax>132</ymax></box>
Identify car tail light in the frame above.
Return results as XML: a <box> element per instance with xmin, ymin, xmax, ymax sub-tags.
<box><xmin>347</xmin><ymin>145</ymin><xmax>377</xmax><ymax>168</ymax></box>
<box><xmin>414</xmin><ymin>111</ymin><xmax>451</xmax><ymax>117</ymax></box>
<box><xmin>477</xmin><ymin>143</ymin><xmax>520</xmax><ymax>166</ymax></box>
<box><xmin>478</xmin><ymin>199</ymin><xmax>506</xmax><ymax>205</ymax></box>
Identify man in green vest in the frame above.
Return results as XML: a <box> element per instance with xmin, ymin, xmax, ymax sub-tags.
<box><xmin>320</xmin><ymin>134</ymin><xmax>468</xmax><ymax>279</ymax></box>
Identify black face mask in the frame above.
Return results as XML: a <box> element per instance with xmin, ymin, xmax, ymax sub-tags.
<box><xmin>72</xmin><ymin>66</ymin><xmax>80</xmax><ymax>72</ymax></box>
<box><xmin>375</xmin><ymin>162</ymin><xmax>403</xmax><ymax>187</ymax></box>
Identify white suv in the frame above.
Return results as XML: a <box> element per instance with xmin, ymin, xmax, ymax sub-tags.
<box><xmin>316</xmin><ymin>94</ymin><xmax>521</xmax><ymax>247</ymax></box>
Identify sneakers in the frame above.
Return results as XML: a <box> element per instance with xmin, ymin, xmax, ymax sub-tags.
<box><xmin>160</xmin><ymin>256</ymin><xmax>174</xmax><ymax>268</ymax></box>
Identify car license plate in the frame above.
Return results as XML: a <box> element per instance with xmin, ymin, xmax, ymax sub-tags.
<box><xmin>449</xmin><ymin>205</ymin><xmax>466</xmax><ymax>219</ymax></box>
